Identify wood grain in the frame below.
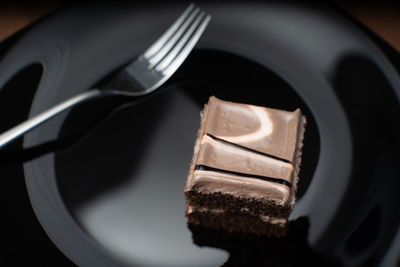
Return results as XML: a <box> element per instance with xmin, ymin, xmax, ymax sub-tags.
<box><xmin>0</xmin><ymin>2</ymin><xmax>399</xmax><ymax>52</ymax></box>
<box><xmin>0</xmin><ymin>2</ymin><xmax>64</xmax><ymax>42</ymax></box>
<box><xmin>337</xmin><ymin>2</ymin><xmax>400</xmax><ymax>52</ymax></box>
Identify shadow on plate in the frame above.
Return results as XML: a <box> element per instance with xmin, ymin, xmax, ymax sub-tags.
<box><xmin>0</xmin><ymin>64</ymin><xmax>74</xmax><ymax>266</ymax></box>
<box><xmin>324</xmin><ymin>53</ymin><xmax>400</xmax><ymax>266</ymax></box>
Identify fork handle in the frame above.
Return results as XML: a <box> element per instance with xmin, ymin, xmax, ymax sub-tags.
<box><xmin>0</xmin><ymin>88</ymin><xmax>105</xmax><ymax>150</ymax></box>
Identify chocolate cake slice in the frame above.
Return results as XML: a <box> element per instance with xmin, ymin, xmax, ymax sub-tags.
<box><xmin>185</xmin><ymin>96</ymin><xmax>306</xmax><ymax>236</ymax></box>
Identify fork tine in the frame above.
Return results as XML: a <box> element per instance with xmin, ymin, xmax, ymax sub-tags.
<box><xmin>158</xmin><ymin>13</ymin><xmax>211</xmax><ymax>77</ymax></box>
<box><xmin>142</xmin><ymin>3</ymin><xmax>196</xmax><ymax>59</ymax></box>
<box><xmin>154</xmin><ymin>11</ymin><xmax>205</xmax><ymax>71</ymax></box>
<box><xmin>146</xmin><ymin>7</ymin><xmax>201</xmax><ymax>66</ymax></box>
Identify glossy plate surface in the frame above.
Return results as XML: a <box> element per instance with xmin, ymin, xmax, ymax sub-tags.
<box><xmin>0</xmin><ymin>2</ymin><xmax>399</xmax><ymax>266</ymax></box>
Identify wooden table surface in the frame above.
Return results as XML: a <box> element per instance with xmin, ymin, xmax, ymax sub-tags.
<box><xmin>0</xmin><ymin>2</ymin><xmax>399</xmax><ymax>52</ymax></box>
<box><xmin>338</xmin><ymin>2</ymin><xmax>400</xmax><ymax>52</ymax></box>
<box><xmin>0</xmin><ymin>2</ymin><xmax>64</xmax><ymax>43</ymax></box>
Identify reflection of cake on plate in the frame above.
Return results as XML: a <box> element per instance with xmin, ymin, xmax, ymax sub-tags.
<box><xmin>188</xmin><ymin>217</ymin><xmax>342</xmax><ymax>266</ymax></box>
<box><xmin>185</xmin><ymin>96</ymin><xmax>306</xmax><ymax>236</ymax></box>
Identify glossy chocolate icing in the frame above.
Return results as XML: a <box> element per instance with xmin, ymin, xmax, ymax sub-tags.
<box><xmin>185</xmin><ymin>96</ymin><xmax>305</xmax><ymax>207</ymax></box>
<box><xmin>196</xmin><ymin>135</ymin><xmax>293</xmax><ymax>181</ymax></box>
<box><xmin>204</xmin><ymin>97</ymin><xmax>301</xmax><ymax>162</ymax></box>
<box><xmin>191</xmin><ymin>170</ymin><xmax>290</xmax><ymax>203</ymax></box>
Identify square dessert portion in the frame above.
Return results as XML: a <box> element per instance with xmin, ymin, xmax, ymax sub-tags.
<box><xmin>185</xmin><ymin>96</ymin><xmax>306</xmax><ymax>237</ymax></box>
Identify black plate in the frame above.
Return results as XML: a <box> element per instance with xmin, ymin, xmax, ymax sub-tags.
<box><xmin>0</xmin><ymin>2</ymin><xmax>399</xmax><ymax>266</ymax></box>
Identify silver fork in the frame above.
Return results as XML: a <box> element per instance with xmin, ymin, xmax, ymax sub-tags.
<box><xmin>0</xmin><ymin>3</ymin><xmax>211</xmax><ymax>149</ymax></box>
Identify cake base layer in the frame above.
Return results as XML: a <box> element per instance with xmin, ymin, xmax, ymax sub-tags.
<box><xmin>185</xmin><ymin>190</ymin><xmax>292</xmax><ymax>218</ymax></box>
<box><xmin>186</xmin><ymin>205</ymin><xmax>287</xmax><ymax>237</ymax></box>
